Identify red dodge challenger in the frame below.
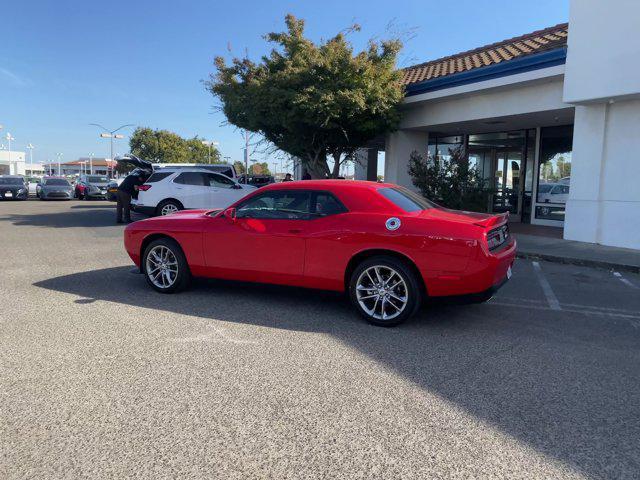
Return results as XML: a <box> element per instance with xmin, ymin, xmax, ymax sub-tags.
<box><xmin>124</xmin><ymin>180</ymin><xmax>516</xmax><ymax>326</ymax></box>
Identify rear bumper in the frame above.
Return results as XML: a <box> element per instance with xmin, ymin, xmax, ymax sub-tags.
<box><xmin>426</xmin><ymin>238</ymin><xmax>517</xmax><ymax>297</ymax></box>
<box><xmin>131</xmin><ymin>204</ymin><xmax>155</xmax><ymax>216</ymax></box>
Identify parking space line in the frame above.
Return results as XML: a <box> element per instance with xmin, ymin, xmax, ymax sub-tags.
<box><xmin>613</xmin><ymin>271</ymin><xmax>638</xmax><ymax>289</ymax></box>
<box><xmin>532</xmin><ymin>261</ymin><xmax>561</xmax><ymax>311</ymax></box>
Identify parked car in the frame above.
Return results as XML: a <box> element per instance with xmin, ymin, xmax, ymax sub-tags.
<box><xmin>38</xmin><ymin>177</ymin><xmax>74</xmax><ymax>200</ymax></box>
<box><xmin>75</xmin><ymin>174</ymin><xmax>111</xmax><ymax>200</ymax></box>
<box><xmin>105</xmin><ymin>177</ymin><xmax>126</xmax><ymax>201</ymax></box>
<box><xmin>131</xmin><ymin>168</ymin><xmax>256</xmax><ymax>216</ymax></box>
<box><xmin>537</xmin><ymin>183</ymin><xmax>570</xmax><ymax>203</ymax></box>
<box><xmin>153</xmin><ymin>163</ymin><xmax>238</xmax><ymax>181</ymax></box>
<box><xmin>238</xmin><ymin>174</ymin><xmax>275</xmax><ymax>188</ymax></box>
<box><xmin>25</xmin><ymin>176</ymin><xmax>42</xmax><ymax>196</ymax></box>
<box><xmin>123</xmin><ymin>180</ymin><xmax>516</xmax><ymax>326</ymax></box>
<box><xmin>0</xmin><ymin>176</ymin><xmax>28</xmax><ymax>200</ymax></box>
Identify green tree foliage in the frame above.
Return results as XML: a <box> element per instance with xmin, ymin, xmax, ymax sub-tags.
<box><xmin>233</xmin><ymin>161</ymin><xmax>246</xmax><ymax>174</ymax></box>
<box><xmin>129</xmin><ymin>127</ymin><xmax>220</xmax><ymax>164</ymax></box>
<box><xmin>408</xmin><ymin>147</ymin><xmax>493</xmax><ymax>212</ymax></box>
<box><xmin>249</xmin><ymin>162</ymin><xmax>271</xmax><ymax>175</ymax></box>
<box><xmin>207</xmin><ymin>14</ymin><xmax>404</xmax><ymax>178</ymax></box>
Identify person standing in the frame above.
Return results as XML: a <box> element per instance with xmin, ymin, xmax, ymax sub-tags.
<box><xmin>282</xmin><ymin>173</ymin><xmax>293</xmax><ymax>182</ymax></box>
<box><xmin>116</xmin><ymin>171</ymin><xmax>147</xmax><ymax>224</ymax></box>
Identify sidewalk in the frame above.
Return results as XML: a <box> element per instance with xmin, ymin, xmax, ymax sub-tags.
<box><xmin>512</xmin><ymin>230</ymin><xmax>640</xmax><ymax>273</ymax></box>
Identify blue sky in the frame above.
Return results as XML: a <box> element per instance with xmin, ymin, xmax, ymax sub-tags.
<box><xmin>1</xmin><ymin>0</ymin><xmax>569</xmax><ymax>171</ymax></box>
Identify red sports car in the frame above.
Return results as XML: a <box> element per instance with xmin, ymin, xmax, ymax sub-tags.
<box><xmin>124</xmin><ymin>180</ymin><xmax>516</xmax><ymax>326</ymax></box>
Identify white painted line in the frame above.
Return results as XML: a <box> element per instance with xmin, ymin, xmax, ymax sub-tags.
<box><xmin>532</xmin><ymin>261</ymin><xmax>561</xmax><ymax>311</ymax></box>
<box><xmin>613</xmin><ymin>271</ymin><xmax>638</xmax><ymax>289</ymax></box>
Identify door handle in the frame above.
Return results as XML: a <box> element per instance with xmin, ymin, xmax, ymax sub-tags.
<box><xmin>288</xmin><ymin>228</ymin><xmax>302</xmax><ymax>234</ymax></box>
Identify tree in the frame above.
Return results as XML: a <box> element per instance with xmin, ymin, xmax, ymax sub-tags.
<box><xmin>129</xmin><ymin>127</ymin><xmax>220</xmax><ymax>164</ymax></box>
<box><xmin>207</xmin><ymin>14</ymin><xmax>404</xmax><ymax>178</ymax></box>
<box><xmin>233</xmin><ymin>161</ymin><xmax>246</xmax><ymax>174</ymax></box>
<box><xmin>408</xmin><ymin>146</ymin><xmax>493</xmax><ymax>212</ymax></box>
<box><xmin>249</xmin><ymin>162</ymin><xmax>271</xmax><ymax>175</ymax></box>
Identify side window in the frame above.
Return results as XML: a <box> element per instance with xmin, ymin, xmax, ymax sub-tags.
<box><xmin>311</xmin><ymin>192</ymin><xmax>347</xmax><ymax>217</ymax></box>
<box><xmin>237</xmin><ymin>191</ymin><xmax>310</xmax><ymax>219</ymax></box>
<box><xmin>208</xmin><ymin>173</ymin><xmax>235</xmax><ymax>188</ymax></box>
<box><xmin>146</xmin><ymin>172</ymin><xmax>172</xmax><ymax>183</ymax></box>
<box><xmin>174</xmin><ymin>172</ymin><xmax>208</xmax><ymax>186</ymax></box>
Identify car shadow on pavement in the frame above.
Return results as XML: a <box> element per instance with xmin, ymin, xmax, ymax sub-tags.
<box><xmin>34</xmin><ymin>266</ymin><xmax>640</xmax><ymax>479</ymax></box>
<box><xmin>0</xmin><ymin>207</ymin><xmax>144</xmax><ymax>228</ymax></box>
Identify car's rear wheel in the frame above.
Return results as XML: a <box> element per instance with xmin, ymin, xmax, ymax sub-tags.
<box><xmin>156</xmin><ymin>199</ymin><xmax>183</xmax><ymax>216</ymax></box>
<box><xmin>349</xmin><ymin>256</ymin><xmax>422</xmax><ymax>327</ymax></box>
<box><xmin>143</xmin><ymin>238</ymin><xmax>190</xmax><ymax>293</ymax></box>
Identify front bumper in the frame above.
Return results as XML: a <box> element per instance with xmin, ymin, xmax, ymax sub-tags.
<box><xmin>42</xmin><ymin>190</ymin><xmax>73</xmax><ymax>199</ymax></box>
<box><xmin>0</xmin><ymin>189</ymin><xmax>28</xmax><ymax>200</ymax></box>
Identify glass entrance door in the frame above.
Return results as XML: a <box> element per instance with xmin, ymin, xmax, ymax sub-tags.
<box><xmin>492</xmin><ymin>149</ymin><xmax>523</xmax><ymax>221</ymax></box>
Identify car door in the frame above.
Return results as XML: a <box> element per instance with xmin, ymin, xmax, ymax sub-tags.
<box><xmin>172</xmin><ymin>172</ymin><xmax>210</xmax><ymax>209</ymax></box>
<box><xmin>206</xmin><ymin>173</ymin><xmax>248</xmax><ymax>209</ymax></box>
<box><xmin>202</xmin><ymin>190</ymin><xmax>310</xmax><ymax>284</ymax></box>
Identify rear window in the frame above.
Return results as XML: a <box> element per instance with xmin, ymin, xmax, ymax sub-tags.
<box><xmin>87</xmin><ymin>176</ymin><xmax>109</xmax><ymax>183</ymax></box>
<box><xmin>378</xmin><ymin>187</ymin><xmax>436</xmax><ymax>212</ymax></box>
<box><xmin>146</xmin><ymin>172</ymin><xmax>172</xmax><ymax>183</ymax></box>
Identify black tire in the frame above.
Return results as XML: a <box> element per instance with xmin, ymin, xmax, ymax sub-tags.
<box><xmin>142</xmin><ymin>237</ymin><xmax>191</xmax><ymax>293</ymax></box>
<box><xmin>156</xmin><ymin>199</ymin><xmax>183</xmax><ymax>216</ymax></box>
<box><xmin>348</xmin><ymin>255</ymin><xmax>423</xmax><ymax>327</ymax></box>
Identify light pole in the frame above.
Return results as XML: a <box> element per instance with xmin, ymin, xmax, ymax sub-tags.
<box><xmin>89</xmin><ymin>153</ymin><xmax>94</xmax><ymax>175</ymax></box>
<box><xmin>90</xmin><ymin>123</ymin><xmax>133</xmax><ymax>177</ymax></box>
<box><xmin>56</xmin><ymin>153</ymin><xmax>63</xmax><ymax>176</ymax></box>
<box><xmin>5</xmin><ymin>132</ymin><xmax>15</xmax><ymax>168</ymax></box>
<box><xmin>26</xmin><ymin>143</ymin><xmax>34</xmax><ymax>175</ymax></box>
<box><xmin>201</xmin><ymin>140</ymin><xmax>220</xmax><ymax>163</ymax></box>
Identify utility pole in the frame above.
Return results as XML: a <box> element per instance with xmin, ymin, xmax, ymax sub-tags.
<box><xmin>5</xmin><ymin>132</ymin><xmax>15</xmax><ymax>170</ymax></box>
<box><xmin>56</xmin><ymin>153</ymin><xmax>63</xmax><ymax>176</ymax></box>
<box><xmin>26</xmin><ymin>143</ymin><xmax>34</xmax><ymax>175</ymax></box>
<box><xmin>243</xmin><ymin>130</ymin><xmax>249</xmax><ymax>183</ymax></box>
<box><xmin>89</xmin><ymin>153</ymin><xmax>94</xmax><ymax>175</ymax></box>
<box><xmin>90</xmin><ymin>123</ymin><xmax>133</xmax><ymax>178</ymax></box>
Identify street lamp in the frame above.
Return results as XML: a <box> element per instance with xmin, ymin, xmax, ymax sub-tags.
<box><xmin>56</xmin><ymin>153</ymin><xmax>63</xmax><ymax>176</ymax></box>
<box><xmin>90</xmin><ymin>123</ymin><xmax>133</xmax><ymax>177</ymax></box>
<box><xmin>26</xmin><ymin>143</ymin><xmax>34</xmax><ymax>175</ymax></box>
<box><xmin>89</xmin><ymin>153</ymin><xmax>94</xmax><ymax>174</ymax></box>
<box><xmin>201</xmin><ymin>140</ymin><xmax>220</xmax><ymax>163</ymax></box>
<box><xmin>5</xmin><ymin>132</ymin><xmax>15</xmax><ymax>166</ymax></box>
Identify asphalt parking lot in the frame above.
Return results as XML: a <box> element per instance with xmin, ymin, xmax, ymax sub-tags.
<box><xmin>2</xmin><ymin>199</ymin><xmax>639</xmax><ymax>479</ymax></box>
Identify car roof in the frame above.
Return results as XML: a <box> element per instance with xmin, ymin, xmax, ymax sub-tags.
<box><xmin>153</xmin><ymin>167</ymin><xmax>228</xmax><ymax>174</ymax></box>
<box><xmin>259</xmin><ymin>179</ymin><xmax>392</xmax><ymax>192</ymax></box>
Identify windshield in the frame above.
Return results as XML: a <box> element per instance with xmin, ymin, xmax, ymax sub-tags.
<box><xmin>0</xmin><ymin>178</ymin><xmax>24</xmax><ymax>185</ymax></box>
<box><xmin>45</xmin><ymin>179</ymin><xmax>70</xmax><ymax>186</ymax></box>
<box><xmin>378</xmin><ymin>187</ymin><xmax>437</xmax><ymax>212</ymax></box>
<box><xmin>87</xmin><ymin>176</ymin><xmax>109</xmax><ymax>183</ymax></box>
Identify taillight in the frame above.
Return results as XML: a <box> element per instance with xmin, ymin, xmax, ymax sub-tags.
<box><xmin>487</xmin><ymin>224</ymin><xmax>509</xmax><ymax>251</ymax></box>
<box><xmin>138</xmin><ymin>185</ymin><xmax>151</xmax><ymax>191</ymax></box>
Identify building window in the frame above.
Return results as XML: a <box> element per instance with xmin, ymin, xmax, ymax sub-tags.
<box><xmin>536</xmin><ymin>125</ymin><xmax>573</xmax><ymax>221</ymax></box>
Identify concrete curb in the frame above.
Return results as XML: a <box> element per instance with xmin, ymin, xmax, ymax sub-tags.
<box><xmin>516</xmin><ymin>251</ymin><xmax>640</xmax><ymax>274</ymax></box>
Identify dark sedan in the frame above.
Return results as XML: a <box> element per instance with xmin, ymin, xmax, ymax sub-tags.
<box><xmin>39</xmin><ymin>177</ymin><xmax>74</xmax><ymax>200</ymax></box>
<box><xmin>0</xmin><ymin>176</ymin><xmax>28</xmax><ymax>200</ymax></box>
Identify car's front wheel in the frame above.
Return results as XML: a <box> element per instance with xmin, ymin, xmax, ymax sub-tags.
<box><xmin>143</xmin><ymin>238</ymin><xmax>191</xmax><ymax>293</ymax></box>
<box><xmin>349</xmin><ymin>255</ymin><xmax>423</xmax><ymax>327</ymax></box>
<box><xmin>156</xmin><ymin>199</ymin><xmax>183</xmax><ymax>216</ymax></box>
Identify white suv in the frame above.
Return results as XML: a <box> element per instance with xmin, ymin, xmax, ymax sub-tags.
<box><xmin>132</xmin><ymin>168</ymin><xmax>256</xmax><ymax>216</ymax></box>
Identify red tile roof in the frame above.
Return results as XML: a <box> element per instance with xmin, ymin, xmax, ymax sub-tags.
<box><xmin>402</xmin><ymin>23</ymin><xmax>568</xmax><ymax>86</ymax></box>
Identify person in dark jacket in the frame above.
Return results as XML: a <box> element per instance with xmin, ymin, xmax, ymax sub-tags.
<box><xmin>282</xmin><ymin>173</ymin><xmax>293</xmax><ymax>182</ymax></box>
<box><xmin>116</xmin><ymin>172</ymin><xmax>147</xmax><ymax>223</ymax></box>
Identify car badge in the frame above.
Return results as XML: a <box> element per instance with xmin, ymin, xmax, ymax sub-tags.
<box><xmin>385</xmin><ymin>217</ymin><xmax>401</xmax><ymax>231</ymax></box>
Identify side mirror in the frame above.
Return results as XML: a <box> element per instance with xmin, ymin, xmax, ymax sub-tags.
<box><xmin>223</xmin><ymin>207</ymin><xmax>236</xmax><ymax>221</ymax></box>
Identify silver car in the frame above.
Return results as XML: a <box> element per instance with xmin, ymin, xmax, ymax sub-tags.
<box><xmin>38</xmin><ymin>177</ymin><xmax>74</xmax><ymax>200</ymax></box>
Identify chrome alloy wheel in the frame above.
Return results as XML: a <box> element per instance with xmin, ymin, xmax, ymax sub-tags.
<box><xmin>160</xmin><ymin>203</ymin><xmax>179</xmax><ymax>215</ymax></box>
<box><xmin>356</xmin><ymin>265</ymin><xmax>408</xmax><ymax>321</ymax></box>
<box><xmin>145</xmin><ymin>245</ymin><xmax>179</xmax><ymax>289</ymax></box>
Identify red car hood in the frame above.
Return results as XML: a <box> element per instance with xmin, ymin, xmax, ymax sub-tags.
<box><xmin>417</xmin><ymin>208</ymin><xmax>508</xmax><ymax>228</ymax></box>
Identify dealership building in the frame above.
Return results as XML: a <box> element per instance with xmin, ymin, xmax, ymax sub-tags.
<box><xmin>356</xmin><ymin>1</ymin><xmax>639</xmax><ymax>250</ymax></box>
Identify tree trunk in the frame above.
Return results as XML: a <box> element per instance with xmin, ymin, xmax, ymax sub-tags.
<box><xmin>305</xmin><ymin>151</ymin><xmax>330</xmax><ymax>179</ymax></box>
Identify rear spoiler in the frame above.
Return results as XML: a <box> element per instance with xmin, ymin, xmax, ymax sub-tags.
<box><xmin>473</xmin><ymin>212</ymin><xmax>509</xmax><ymax>229</ymax></box>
